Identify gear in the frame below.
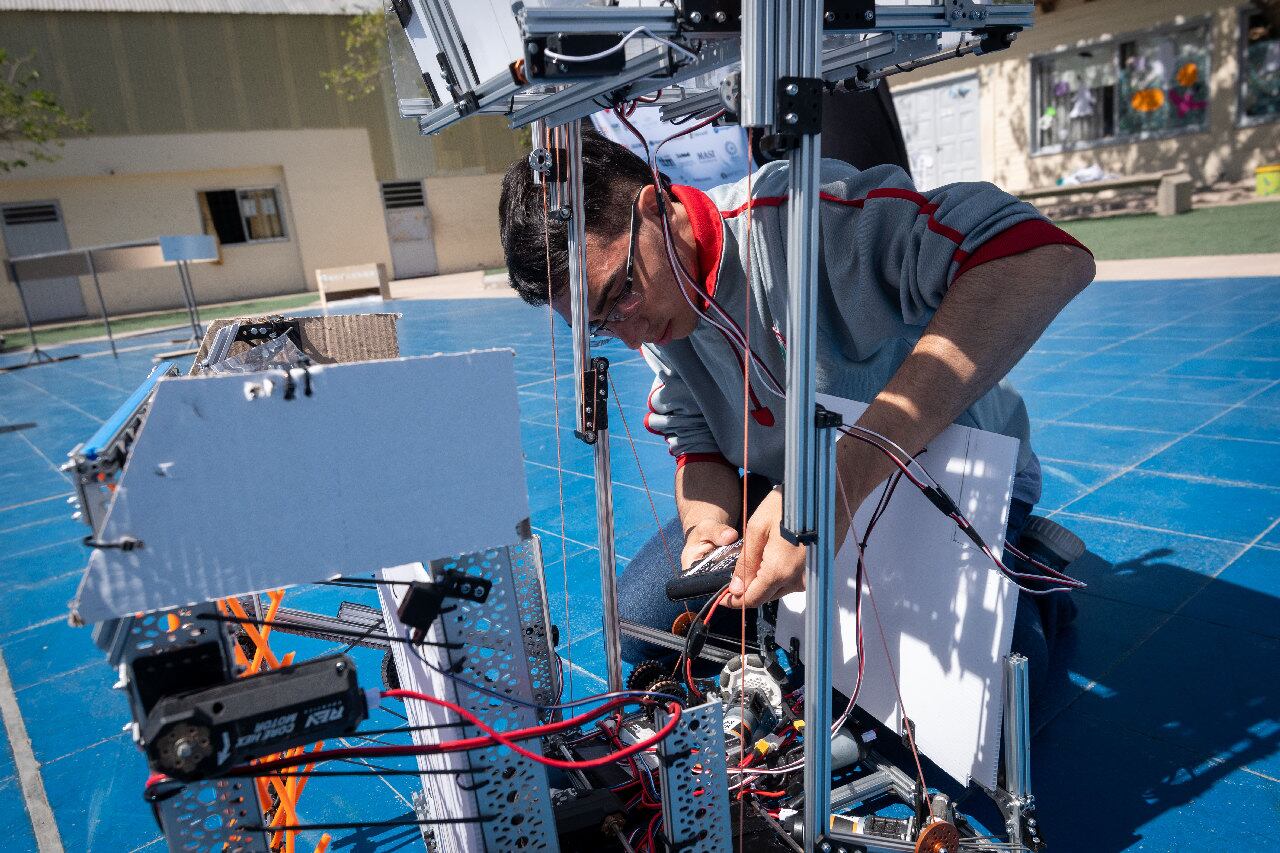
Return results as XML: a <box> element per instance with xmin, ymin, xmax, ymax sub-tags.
<box><xmin>643</xmin><ymin>676</ymin><xmax>688</xmax><ymax>724</ymax></box>
<box><xmin>914</xmin><ymin>820</ymin><xmax>961</xmax><ymax>853</ymax></box>
<box><xmin>626</xmin><ymin>659</ymin><xmax>670</xmax><ymax>692</ymax></box>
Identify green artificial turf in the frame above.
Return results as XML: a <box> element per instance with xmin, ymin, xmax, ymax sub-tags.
<box><xmin>1057</xmin><ymin>201</ymin><xmax>1280</xmax><ymax>260</ymax></box>
<box><xmin>1</xmin><ymin>293</ymin><xmax>320</xmax><ymax>349</ymax></box>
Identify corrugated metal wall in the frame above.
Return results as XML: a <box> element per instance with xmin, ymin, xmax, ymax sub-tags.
<box><xmin>2</xmin><ymin>10</ymin><xmax>528</xmax><ymax>181</ymax></box>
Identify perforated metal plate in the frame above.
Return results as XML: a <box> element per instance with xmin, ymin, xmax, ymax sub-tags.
<box><xmin>379</xmin><ymin>543</ymin><xmax>559</xmax><ymax>853</ymax></box>
<box><xmin>155</xmin><ymin>778</ymin><xmax>270</xmax><ymax>853</ymax></box>
<box><xmin>511</xmin><ymin>537</ymin><xmax>560</xmax><ymax>708</ymax></box>
<box><xmin>431</xmin><ymin>546</ymin><xmax>559</xmax><ymax>852</ymax></box>
<box><xmin>656</xmin><ymin>701</ymin><xmax>732</xmax><ymax>853</ymax></box>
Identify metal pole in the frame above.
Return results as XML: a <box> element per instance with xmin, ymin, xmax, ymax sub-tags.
<box><xmin>563</xmin><ymin>119</ymin><xmax>624</xmax><ymax>692</ymax></box>
<box><xmin>802</xmin><ymin>411</ymin><xmax>838</xmax><ymax>852</ymax></box>
<box><xmin>739</xmin><ymin>0</ymin><xmax>775</xmax><ymax>128</ymax></box>
<box><xmin>174</xmin><ymin>260</ymin><xmax>200</xmax><ymax>343</ymax></box>
<box><xmin>180</xmin><ymin>261</ymin><xmax>204</xmax><ymax>339</ymax></box>
<box><xmin>84</xmin><ymin>251</ymin><xmax>117</xmax><ymax>359</ymax></box>
<box><xmin>1003</xmin><ymin>652</ymin><xmax>1031</xmax><ymax>847</ymax></box>
<box><xmin>7</xmin><ymin>261</ymin><xmax>55</xmax><ymax>365</ymax></box>
<box><xmin>781</xmin><ymin>0</ymin><xmax>823</xmax><ymax>540</ymax></box>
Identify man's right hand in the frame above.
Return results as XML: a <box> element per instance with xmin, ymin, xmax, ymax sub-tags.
<box><xmin>681</xmin><ymin>519</ymin><xmax>741</xmax><ymax>572</ymax></box>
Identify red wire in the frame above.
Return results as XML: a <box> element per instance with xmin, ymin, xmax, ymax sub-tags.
<box><xmin>383</xmin><ymin>689</ymin><xmax>681</xmax><ymax>772</ymax></box>
<box><xmin>170</xmin><ymin>694</ymin><xmax>676</xmax><ymax>781</ymax></box>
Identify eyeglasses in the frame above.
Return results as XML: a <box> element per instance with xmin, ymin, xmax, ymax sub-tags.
<box><xmin>588</xmin><ymin>188</ymin><xmax>644</xmax><ymax>341</ymax></box>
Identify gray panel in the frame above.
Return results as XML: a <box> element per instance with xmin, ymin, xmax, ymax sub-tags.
<box><xmin>1</xmin><ymin>201</ymin><xmax>87</xmax><ymax>322</ymax></box>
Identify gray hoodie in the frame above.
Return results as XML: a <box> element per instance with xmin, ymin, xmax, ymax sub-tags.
<box><xmin>642</xmin><ymin>159</ymin><xmax>1089</xmax><ymax>506</ymax></box>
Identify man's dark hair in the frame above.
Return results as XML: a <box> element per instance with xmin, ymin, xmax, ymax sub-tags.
<box><xmin>499</xmin><ymin>128</ymin><xmax>661</xmax><ymax>306</ymax></box>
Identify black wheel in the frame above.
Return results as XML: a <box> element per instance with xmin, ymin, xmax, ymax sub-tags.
<box><xmin>1019</xmin><ymin>516</ymin><xmax>1086</xmax><ymax>569</ymax></box>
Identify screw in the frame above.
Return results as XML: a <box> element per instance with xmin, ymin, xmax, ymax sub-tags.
<box><xmin>175</xmin><ymin>739</ymin><xmax>194</xmax><ymax>761</ymax></box>
<box><xmin>335</xmin><ymin>660</ymin><xmax>346</xmax><ymax>672</ymax></box>
<box><xmin>864</xmin><ymin>9</ymin><xmax>874</xmax><ymax>20</ymax></box>
<box><xmin>784</xmin><ymin>112</ymin><xmax>799</xmax><ymax>124</ymax></box>
<box><xmin>824</xmin><ymin>11</ymin><xmax>835</xmax><ymax>22</ymax></box>
<box><xmin>819</xmin><ymin>844</ymin><xmax>831</xmax><ymax>853</ymax></box>
<box><xmin>785</xmin><ymin>82</ymin><xmax>799</xmax><ymax>96</ymax></box>
<box><xmin>689</xmin><ymin>10</ymin><xmax>703</xmax><ymax>23</ymax></box>
<box><xmin>714</xmin><ymin>10</ymin><xmax>727</xmax><ymax>22</ymax></box>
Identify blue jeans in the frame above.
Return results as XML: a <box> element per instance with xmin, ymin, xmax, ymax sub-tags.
<box><xmin>617</xmin><ymin>498</ymin><xmax>1072</xmax><ymax>699</ymax></box>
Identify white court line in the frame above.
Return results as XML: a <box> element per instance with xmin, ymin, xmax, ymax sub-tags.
<box><xmin>0</xmin><ymin>649</ymin><xmax>63</xmax><ymax>853</ymax></box>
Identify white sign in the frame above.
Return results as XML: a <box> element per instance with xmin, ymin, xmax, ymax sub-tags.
<box><xmin>774</xmin><ymin>394</ymin><xmax>1020</xmax><ymax>789</ymax></box>
<box><xmin>592</xmin><ymin>108</ymin><xmax>751</xmax><ymax>191</ymax></box>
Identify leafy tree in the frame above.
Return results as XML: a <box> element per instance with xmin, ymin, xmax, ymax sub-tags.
<box><xmin>321</xmin><ymin>12</ymin><xmax>386</xmax><ymax>101</ymax></box>
<box><xmin>0</xmin><ymin>49</ymin><xmax>90</xmax><ymax>173</ymax></box>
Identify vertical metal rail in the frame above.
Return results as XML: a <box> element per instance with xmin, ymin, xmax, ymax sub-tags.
<box><xmin>7</xmin><ymin>261</ymin><xmax>53</xmax><ymax>365</ymax></box>
<box><xmin>802</xmin><ymin>412</ymin><xmax>839</xmax><ymax>851</ymax></box>
<box><xmin>563</xmin><ymin>120</ymin><xmax>624</xmax><ymax>692</ymax></box>
<box><xmin>780</xmin><ymin>0</ymin><xmax>823</xmax><ymax>541</ymax></box>
<box><xmin>84</xmin><ymin>250</ymin><xmax>118</xmax><ymax>359</ymax></box>
<box><xmin>178</xmin><ymin>260</ymin><xmax>204</xmax><ymax>340</ymax></box>
<box><xmin>1003</xmin><ymin>653</ymin><xmax>1032</xmax><ymax>848</ymax></box>
<box><xmin>739</xmin><ymin>0</ymin><xmax>775</xmax><ymax>128</ymax></box>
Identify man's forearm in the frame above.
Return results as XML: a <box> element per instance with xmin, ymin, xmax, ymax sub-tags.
<box><xmin>676</xmin><ymin>459</ymin><xmax>741</xmax><ymax>535</ymax></box>
<box><xmin>837</xmin><ymin>244</ymin><xmax>1095</xmax><ymax>519</ymax></box>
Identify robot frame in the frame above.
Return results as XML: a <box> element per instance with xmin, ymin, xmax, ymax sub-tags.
<box><xmin>61</xmin><ymin>3</ymin><xmax>1093</xmax><ymax>852</ymax></box>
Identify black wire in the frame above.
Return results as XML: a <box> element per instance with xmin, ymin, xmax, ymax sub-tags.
<box><xmin>338</xmin><ymin>617</ymin><xmax>384</xmax><ymax>656</ymax></box>
<box><xmin>671</xmin><ymin>581</ymin><xmax>733</xmax><ymax>677</ymax></box>
<box><xmin>321</xmin><ymin>576</ymin><xmax>414</xmax><ymax>588</ymax></box>
<box><xmin>240</xmin><ymin>815</ymin><xmax>496</xmax><ymax>832</ymax></box>
<box><xmin>250</xmin><ymin>767</ymin><xmax>488</xmax><ymax>779</ymax></box>
<box><xmin>355</xmin><ymin>721</ymin><xmax>470</xmax><ymax>738</ymax></box>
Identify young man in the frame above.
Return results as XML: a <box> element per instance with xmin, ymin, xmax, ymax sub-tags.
<box><xmin>499</xmin><ymin>129</ymin><xmax>1093</xmax><ymax>691</ymax></box>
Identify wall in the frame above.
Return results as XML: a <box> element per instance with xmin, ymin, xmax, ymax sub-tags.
<box><xmin>1</xmin><ymin>9</ymin><xmax>531</xmax><ymax>284</ymax></box>
<box><xmin>0</xmin><ymin>128</ymin><xmax>391</xmax><ymax>328</ymax></box>
<box><xmin>422</xmin><ymin>172</ymin><xmax>508</xmax><ymax>273</ymax></box>
<box><xmin>889</xmin><ymin>0</ymin><xmax>1280</xmax><ymax>189</ymax></box>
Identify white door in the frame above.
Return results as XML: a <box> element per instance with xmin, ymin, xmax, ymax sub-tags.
<box><xmin>894</xmin><ymin>75</ymin><xmax>981</xmax><ymax>191</ymax></box>
<box><xmin>381</xmin><ymin>181</ymin><xmax>438</xmax><ymax>280</ymax></box>
<box><xmin>1</xmin><ymin>201</ymin><xmax>87</xmax><ymax>322</ymax></box>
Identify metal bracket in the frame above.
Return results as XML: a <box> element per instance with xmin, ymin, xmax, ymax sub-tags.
<box><xmin>655</xmin><ymin>702</ymin><xmax>732</xmax><ymax>853</ymax></box>
<box><xmin>975</xmin><ymin>24</ymin><xmax>1020</xmax><ymax>55</ymax></box>
<box><xmin>575</xmin><ymin>356</ymin><xmax>610</xmax><ymax>444</ymax></box>
<box><xmin>824</xmin><ymin>0</ymin><xmax>875</xmax><ymax>29</ymax></box>
<box><xmin>759</xmin><ymin>76</ymin><xmax>823</xmax><ymax>159</ymax></box>
<box><xmin>233</xmin><ymin>317</ymin><xmax>301</xmax><ymax>349</ymax></box>
<box><xmin>525</xmin><ymin>33</ymin><xmax>631</xmax><ymax>80</ymax></box>
<box><xmin>678</xmin><ymin>0</ymin><xmax>740</xmax><ymax>34</ymax></box>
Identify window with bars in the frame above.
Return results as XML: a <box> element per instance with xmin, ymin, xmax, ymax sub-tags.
<box><xmin>1031</xmin><ymin>22</ymin><xmax>1211</xmax><ymax>153</ymax></box>
<box><xmin>1241</xmin><ymin>5</ymin><xmax>1280</xmax><ymax>125</ymax></box>
<box><xmin>197</xmin><ymin>187</ymin><xmax>287</xmax><ymax>246</ymax></box>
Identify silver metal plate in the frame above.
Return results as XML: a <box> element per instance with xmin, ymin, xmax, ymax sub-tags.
<box><xmin>155</xmin><ymin>774</ymin><xmax>270</xmax><ymax>853</ymax></box>
<box><xmin>431</xmin><ymin>546</ymin><xmax>559</xmax><ymax>853</ymax></box>
<box><xmin>656</xmin><ymin>701</ymin><xmax>733</xmax><ymax>853</ymax></box>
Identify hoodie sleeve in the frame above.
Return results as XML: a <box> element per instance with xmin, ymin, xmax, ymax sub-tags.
<box><xmin>641</xmin><ymin>347</ymin><xmax>732</xmax><ymax>469</ymax></box>
<box><xmin>817</xmin><ymin>163</ymin><xmax>1089</xmax><ymax>327</ymax></box>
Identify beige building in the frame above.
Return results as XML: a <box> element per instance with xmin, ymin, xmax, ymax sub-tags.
<box><xmin>0</xmin><ymin>0</ymin><xmax>528</xmax><ymax>328</ymax></box>
<box><xmin>890</xmin><ymin>0</ymin><xmax>1280</xmax><ymax>192</ymax></box>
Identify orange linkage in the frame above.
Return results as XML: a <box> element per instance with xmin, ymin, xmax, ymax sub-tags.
<box><xmin>217</xmin><ymin>590</ymin><xmax>331</xmax><ymax>853</ymax></box>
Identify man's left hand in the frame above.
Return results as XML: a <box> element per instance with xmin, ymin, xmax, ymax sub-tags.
<box><xmin>728</xmin><ymin>488</ymin><xmax>807</xmax><ymax>608</ymax></box>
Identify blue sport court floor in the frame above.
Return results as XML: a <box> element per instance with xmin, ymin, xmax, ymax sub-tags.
<box><xmin>0</xmin><ymin>275</ymin><xmax>1277</xmax><ymax>852</ymax></box>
